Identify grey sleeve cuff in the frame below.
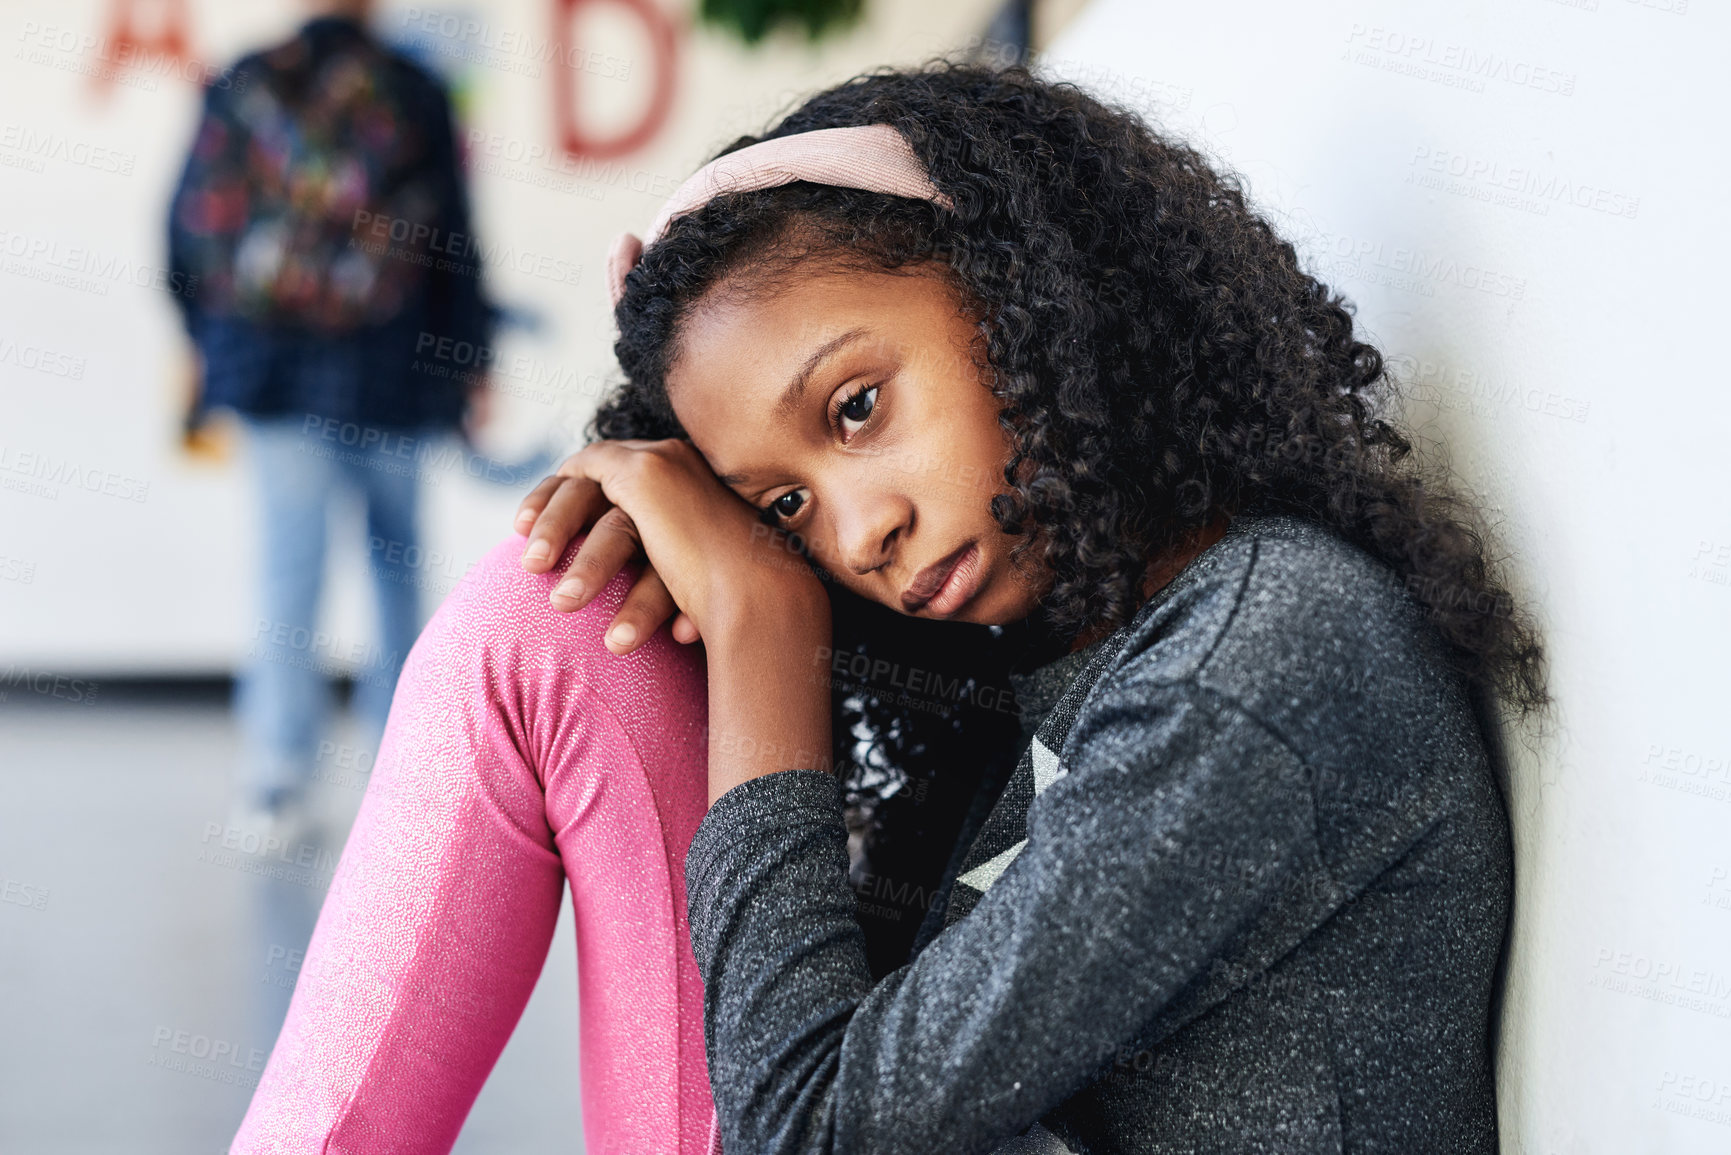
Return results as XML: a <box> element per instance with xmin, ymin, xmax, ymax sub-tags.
<box><xmin>684</xmin><ymin>768</ymin><xmax>849</xmax><ymax>971</ymax></box>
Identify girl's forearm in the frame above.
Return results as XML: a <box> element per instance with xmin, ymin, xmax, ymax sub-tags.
<box><xmin>703</xmin><ymin>591</ymin><xmax>834</xmax><ymax>805</ymax></box>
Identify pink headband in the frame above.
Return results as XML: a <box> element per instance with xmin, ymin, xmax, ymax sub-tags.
<box><xmin>604</xmin><ymin>123</ymin><xmax>953</xmax><ymax>307</ymax></box>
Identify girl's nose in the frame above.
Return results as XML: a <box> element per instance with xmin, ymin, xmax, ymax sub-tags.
<box><xmin>830</xmin><ymin>488</ymin><xmax>911</xmax><ymax>577</ymax></box>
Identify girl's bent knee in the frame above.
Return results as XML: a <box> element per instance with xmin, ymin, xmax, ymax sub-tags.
<box><xmin>455</xmin><ymin>535</ymin><xmax>708</xmax><ymax>750</ymax></box>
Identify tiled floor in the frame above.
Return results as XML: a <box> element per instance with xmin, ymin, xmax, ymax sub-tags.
<box><xmin>0</xmin><ymin>694</ymin><xmax>583</xmax><ymax>1153</ymax></box>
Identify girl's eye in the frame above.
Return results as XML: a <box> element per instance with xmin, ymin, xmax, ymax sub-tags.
<box><xmin>768</xmin><ymin>489</ymin><xmax>808</xmax><ymax>522</ymax></box>
<box><xmin>836</xmin><ymin>385</ymin><xmax>878</xmax><ymax>439</ymax></box>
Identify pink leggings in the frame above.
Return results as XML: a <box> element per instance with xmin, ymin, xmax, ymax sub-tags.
<box><xmin>231</xmin><ymin>537</ymin><xmax>718</xmax><ymax>1154</ymax></box>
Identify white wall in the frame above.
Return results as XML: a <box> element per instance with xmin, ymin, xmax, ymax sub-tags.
<box><xmin>0</xmin><ymin>0</ymin><xmax>999</xmax><ymax>673</ymax></box>
<box><xmin>1047</xmin><ymin>1</ymin><xmax>1730</xmax><ymax>1151</ymax></box>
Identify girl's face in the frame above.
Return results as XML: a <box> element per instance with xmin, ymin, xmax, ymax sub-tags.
<box><xmin>665</xmin><ymin>262</ymin><xmax>1047</xmax><ymax>625</ymax></box>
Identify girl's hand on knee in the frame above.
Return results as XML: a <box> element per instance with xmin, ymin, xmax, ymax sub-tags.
<box><xmin>514</xmin><ymin>469</ymin><xmax>700</xmax><ymax>652</ymax></box>
<box><xmin>516</xmin><ymin>469</ymin><xmax>607</xmax><ymax>569</ymax></box>
<box><xmin>528</xmin><ymin>438</ymin><xmax>829</xmax><ymax>645</ymax></box>
<box><xmin>538</xmin><ymin>439</ymin><xmax>831</xmax><ymax>797</ymax></box>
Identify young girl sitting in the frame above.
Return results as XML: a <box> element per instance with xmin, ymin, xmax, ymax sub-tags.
<box><xmin>233</xmin><ymin>63</ymin><xmax>1540</xmax><ymax>1155</ymax></box>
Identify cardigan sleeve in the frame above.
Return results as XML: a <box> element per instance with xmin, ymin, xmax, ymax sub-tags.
<box><xmin>684</xmin><ymin>669</ymin><xmax>1337</xmax><ymax>1154</ymax></box>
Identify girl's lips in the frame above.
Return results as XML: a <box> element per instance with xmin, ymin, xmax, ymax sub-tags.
<box><xmin>909</xmin><ymin>543</ymin><xmax>984</xmax><ymax>618</ymax></box>
<box><xmin>902</xmin><ymin>541</ymin><xmax>975</xmax><ymax>612</ymax></box>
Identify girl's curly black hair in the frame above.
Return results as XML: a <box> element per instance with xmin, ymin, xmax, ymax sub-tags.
<box><xmin>591</xmin><ymin>62</ymin><xmax>1546</xmax><ymax>966</ymax></box>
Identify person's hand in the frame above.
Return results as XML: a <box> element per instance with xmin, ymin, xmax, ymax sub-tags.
<box><xmin>517</xmin><ymin>439</ymin><xmax>832</xmax><ymax>802</ymax></box>
<box><xmin>462</xmin><ymin>375</ymin><xmax>494</xmax><ymax>443</ymax></box>
<box><xmin>515</xmin><ymin>461</ymin><xmax>701</xmax><ymax>656</ymax></box>
<box><xmin>514</xmin><ymin>440</ymin><xmax>827</xmax><ymax>654</ymax></box>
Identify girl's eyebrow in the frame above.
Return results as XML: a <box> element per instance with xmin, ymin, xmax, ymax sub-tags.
<box><xmin>775</xmin><ymin>327</ymin><xmax>869</xmax><ymax>420</ymax></box>
<box><xmin>713</xmin><ymin>327</ymin><xmax>873</xmax><ymax>488</ymax></box>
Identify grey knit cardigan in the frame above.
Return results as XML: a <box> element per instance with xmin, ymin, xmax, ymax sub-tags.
<box><xmin>684</xmin><ymin>514</ymin><xmax>1513</xmax><ymax>1154</ymax></box>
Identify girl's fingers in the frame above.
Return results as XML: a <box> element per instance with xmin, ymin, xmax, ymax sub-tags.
<box><xmin>521</xmin><ymin>476</ymin><xmax>607</xmax><ymax>572</ymax></box>
<box><xmin>514</xmin><ymin>474</ymin><xmax>563</xmax><ymax>539</ymax></box>
<box><xmin>551</xmin><ymin>505</ymin><xmax>641</xmax><ymax>611</ymax></box>
<box><xmin>603</xmin><ymin>567</ymin><xmax>678</xmax><ymax>655</ymax></box>
<box><xmin>669</xmin><ymin>612</ymin><xmax>701</xmax><ymax>645</ymax></box>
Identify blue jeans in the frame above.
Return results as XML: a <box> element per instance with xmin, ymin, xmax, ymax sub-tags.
<box><xmin>236</xmin><ymin>415</ymin><xmax>433</xmax><ymax>809</ymax></box>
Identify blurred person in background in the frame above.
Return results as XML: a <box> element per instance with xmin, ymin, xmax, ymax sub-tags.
<box><xmin>167</xmin><ymin>0</ymin><xmax>491</xmax><ymax>834</ymax></box>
